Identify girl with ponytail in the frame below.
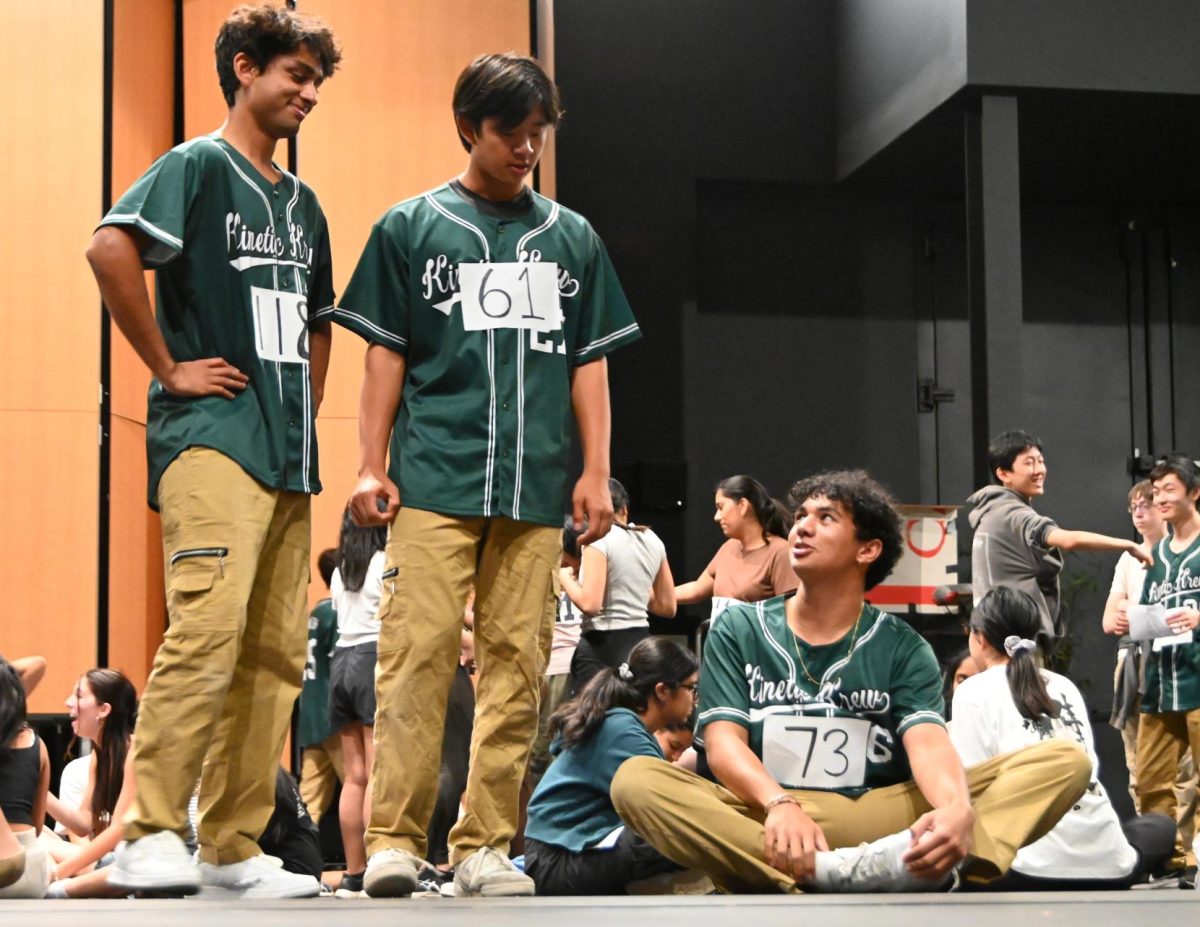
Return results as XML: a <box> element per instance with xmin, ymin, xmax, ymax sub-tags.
<box><xmin>950</xmin><ymin>585</ymin><xmax>1174</xmax><ymax>889</ymax></box>
<box><xmin>524</xmin><ymin>637</ymin><xmax>699</xmax><ymax>895</ymax></box>
<box><xmin>675</xmin><ymin>475</ymin><xmax>798</xmax><ymax>622</ymax></box>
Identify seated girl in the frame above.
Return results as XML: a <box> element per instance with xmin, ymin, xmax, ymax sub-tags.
<box><xmin>523</xmin><ymin>637</ymin><xmax>698</xmax><ymax>895</ymax></box>
<box><xmin>951</xmin><ymin>586</ymin><xmax>1174</xmax><ymax>890</ymax></box>
<box><xmin>0</xmin><ymin>657</ymin><xmax>50</xmax><ymax>899</ymax></box>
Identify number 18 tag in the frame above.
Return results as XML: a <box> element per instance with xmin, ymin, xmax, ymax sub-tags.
<box><xmin>458</xmin><ymin>262</ymin><xmax>562</xmax><ymax>333</ymax></box>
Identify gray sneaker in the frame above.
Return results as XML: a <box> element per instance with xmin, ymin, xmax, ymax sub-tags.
<box><xmin>108</xmin><ymin>832</ymin><xmax>200</xmax><ymax>895</ymax></box>
<box><xmin>364</xmin><ymin>848</ymin><xmax>423</xmax><ymax>898</ymax></box>
<box><xmin>811</xmin><ymin>831</ymin><xmax>950</xmax><ymax>893</ymax></box>
<box><xmin>453</xmin><ymin>847</ymin><xmax>534</xmax><ymax>897</ymax></box>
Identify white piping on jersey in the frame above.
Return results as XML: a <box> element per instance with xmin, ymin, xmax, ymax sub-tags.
<box><xmin>332</xmin><ymin>308</ymin><xmax>407</xmax><ymax>348</ymax></box>
<box><xmin>513</xmin><ymin>332</ymin><xmax>526</xmax><ymax>519</ymax></box>
<box><xmin>302</xmin><ymin>368</ymin><xmax>312</xmax><ymax>493</ymax></box>
<box><xmin>424</xmin><ymin>194</ymin><xmax>490</xmax><ymax>261</ymax></box>
<box><xmin>104</xmin><ymin>213</ymin><xmax>183</xmax><ymax>250</ymax></box>
<box><xmin>757</xmin><ymin>600</ymin><xmax>797</xmax><ymax>681</ymax></box>
<box><xmin>697</xmin><ymin>706</ymin><xmax>752</xmax><ymax>726</ymax></box>
<box><xmin>817</xmin><ymin>609</ymin><xmax>886</xmax><ymax>686</ymax></box>
<box><xmin>515</xmin><ymin>202</ymin><xmax>560</xmax><ymax>259</ymax></box>
<box><xmin>205</xmin><ymin>137</ymin><xmax>274</xmax><ymax>222</ymax></box>
<box><xmin>898</xmin><ymin>710</ymin><xmax>945</xmax><ymax>731</ymax></box>
<box><xmin>484</xmin><ymin>331</ymin><xmax>498</xmax><ymax>517</ymax></box>
<box><xmin>574</xmin><ymin>323</ymin><xmax>640</xmax><ymax>359</ymax></box>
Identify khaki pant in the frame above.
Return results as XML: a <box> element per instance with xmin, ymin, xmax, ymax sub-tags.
<box><xmin>1136</xmin><ymin>706</ymin><xmax>1200</xmax><ymax>869</ymax></box>
<box><xmin>300</xmin><ymin>734</ymin><xmax>345</xmax><ymax>823</ymax></box>
<box><xmin>611</xmin><ymin>739</ymin><xmax>1091</xmax><ymax>893</ymax></box>
<box><xmin>1114</xmin><ymin>653</ymin><xmax>1197</xmax><ymax>846</ymax></box>
<box><xmin>366</xmin><ymin>508</ymin><xmax>559</xmax><ymax>865</ymax></box>
<box><xmin>125</xmin><ymin>448</ymin><xmax>311</xmax><ymax>864</ymax></box>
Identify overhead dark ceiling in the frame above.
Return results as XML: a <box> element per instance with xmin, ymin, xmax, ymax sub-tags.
<box><xmin>844</xmin><ymin>87</ymin><xmax>1200</xmax><ymax>207</ymax></box>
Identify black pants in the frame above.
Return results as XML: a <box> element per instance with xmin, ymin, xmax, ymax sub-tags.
<box><xmin>569</xmin><ymin>627</ymin><xmax>649</xmax><ymax>697</ymax></box>
<box><xmin>981</xmin><ymin>813</ymin><xmax>1176</xmax><ymax>891</ymax></box>
<box><xmin>524</xmin><ymin>830</ymin><xmax>681</xmax><ymax>895</ymax></box>
<box><xmin>427</xmin><ymin>664</ymin><xmax>475</xmax><ymax>866</ymax></box>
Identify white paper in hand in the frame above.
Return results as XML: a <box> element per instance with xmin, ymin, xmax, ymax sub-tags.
<box><xmin>1126</xmin><ymin>604</ymin><xmax>1173</xmax><ymax>641</ymax></box>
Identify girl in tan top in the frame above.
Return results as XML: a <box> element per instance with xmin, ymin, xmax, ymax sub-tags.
<box><xmin>675</xmin><ymin>475</ymin><xmax>798</xmax><ymax>621</ymax></box>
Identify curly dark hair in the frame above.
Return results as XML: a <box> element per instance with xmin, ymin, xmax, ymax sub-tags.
<box><xmin>215</xmin><ymin>4</ymin><xmax>341</xmax><ymax>107</ymax></box>
<box><xmin>787</xmin><ymin>469</ymin><xmax>902</xmax><ymax>591</ymax></box>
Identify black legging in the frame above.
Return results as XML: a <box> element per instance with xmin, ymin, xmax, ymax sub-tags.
<box><xmin>524</xmin><ymin>830</ymin><xmax>681</xmax><ymax>895</ymax></box>
<box><xmin>979</xmin><ymin>812</ymin><xmax>1176</xmax><ymax>890</ymax></box>
<box><xmin>426</xmin><ymin>664</ymin><xmax>475</xmax><ymax>867</ymax></box>
<box><xmin>568</xmin><ymin>627</ymin><xmax>649</xmax><ymax>696</ymax></box>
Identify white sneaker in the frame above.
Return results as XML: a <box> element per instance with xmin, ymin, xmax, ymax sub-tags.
<box><xmin>198</xmin><ymin>854</ymin><xmax>320</xmax><ymax>898</ymax></box>
<box><xmin>108</xmin><ymin>832</ymin><xmax>200</xmax><ymax>895</ymax></box>
<box><xmin>363</xmin><ymin>847</ymin><xmax>422</xmax><ymax>897</ymax></box>
<box><xmin>453</xmin><ymin>847</ymin><xmax>534</xmax><ymax>897</ymax></box>
<box><xmin>811</xmin><ymin>830</ymin><xmax>949</xmax><ymax>893</ymax></box>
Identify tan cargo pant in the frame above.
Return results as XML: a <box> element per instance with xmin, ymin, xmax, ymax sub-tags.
<box><xmin>611</xmin><ymin>739</ymin><xmax>1091</xmax><ymax>893</ymax></box>
<box><xmin>1137</xmin><ymin>706</ymin><xmax>1200</xmax><ymax>869</ymax></box>
<box><xmin>124</xmin><ymin>448</ymin><xmax>311</xmax><ymax>864</ymax></box>
<box><xmin>366</xmin><ymin>508</ymin><xmax>559</xmax><ymax>865</ymax></box>
<box><xmin>300</xmin><ymin>734</ymin><xmax>345</xmax><ymax>823</ymax></box>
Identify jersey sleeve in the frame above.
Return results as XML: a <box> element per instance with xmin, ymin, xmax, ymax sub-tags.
<box><xmin>335</xmin><ymin>217</ymin><xmax>410</xmax><ymax>354</ymax></box>
<box><xmin>571</xmin><ymin>228</ymin><xmax>641</xmax><ymax>366</ymax></box>
<box><xmin>889</xmin><ymin>627</ymin><xmax>946</xmax><ymax>735</ymax></box>
<box><xmin>695</xmin><ymin>607</ymin><xmax>754</xmax><ymax>741</ymax></box>
<box><xmin>306</xmin><ymin>210</ymin><xmax>336</xmax><ymax>324</ymax></box>
<box><xmin>99</xmin><ymin>147</ymin><xmax>193</xmax><ymax>267</ymax></box>
<box><xmin>948</xmin><ymin>678</ymin><xmax>993</xmax><ymax>767</ymax></box>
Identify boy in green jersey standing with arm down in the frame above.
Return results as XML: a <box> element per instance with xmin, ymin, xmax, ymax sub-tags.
<box><xmin>85</xmin><ymin>4</ymin><xmax>340</xmax><ymax>897</ymax></box>
<box><xmin>334</xmin><ymin>53</ymin><xmax>640</xmax><ymax>898</ymax></box>
<box><xmin>1133</xmin><ymin>456</ymin><xmax>1200</xmax><ymax>882</ymax></box>
<box><xmin>613</xmin><ymin>470</ymin><xmax>1091</xmax><ymax>893</ymax></box>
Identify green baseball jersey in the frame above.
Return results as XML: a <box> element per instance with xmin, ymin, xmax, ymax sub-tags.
<box><xmin>696</xmin><ymin>597</ymin><xmax>945</xmax><ymax>796</ymax></box>
<box><xmin>335</xmin><ymin>183</ymin><xmax>640</xmax><ymax>527</ymax></box>
<box><xmin>299</xmin><ymin>598</ymin><xmax>337</xmax><ymax>747</ymax></box>
<box><xmin>100</xmin><ymin>133</ymin><xmax>335</xmax><ymax>508</ymax></box>
<box><xmin>1138</xmin><ymin>531</ymin><xmax>1200</xmax><ymax>713</ymax></box>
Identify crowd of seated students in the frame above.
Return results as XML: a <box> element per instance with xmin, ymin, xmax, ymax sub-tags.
<box><xmin>4</xmin><ymin>459</ymin><xmax>1200</xmax><ymax>900</ymax></box>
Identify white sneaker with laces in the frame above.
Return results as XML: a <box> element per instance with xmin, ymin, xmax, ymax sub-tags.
<box><xmin>198</xmin><ymin>854</ymin><xmax>320</xmax><ymax>898</ymax></box>
<box><xmin>363</xmin><ymin>847</ymin><xmax>422</xmax><ymax>897</ymax></box>
<box><xmin>453</xmin><ymin>847</ymin><xmax>534</xmax><ymax>897</ymax></box>
<box><xmin>811</xmin><ymin>830</ymin><xmax>950</xmax><ymax>893</ymax></box>
<box><xmin>107</xmin><ymin>831</ymin><xmax>200</xmax><ymax>895</ymax></box>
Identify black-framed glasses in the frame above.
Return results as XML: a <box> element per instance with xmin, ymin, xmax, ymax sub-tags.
<box><xmin>678</xmin><ymin>683</ymin><xmax>699</xmax><ymax>695</ymax></box>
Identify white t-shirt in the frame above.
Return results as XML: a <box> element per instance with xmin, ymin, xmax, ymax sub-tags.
<box><xmin>1111</xmin><ymin>549</ymin><xmax>1148</xmax><ymax>602</ymax></box>
<box><xmin>548</xmin><ymin>592</ymin><xmax>583</xmax><ymax>676</ymax></box>
<box><xmin>951</xmin><ymin>665</ymin><xmax>1137</xmax><ymax>878</ymax></box>
<box><xmin>54</xmin><ymin>755</ymin><xmax>91</xmax><ymax>836</ymax></box>
<box><xmin>332</xmin><ymin>550</ymin><xmax>386</xmax><ymax>647</ymax></box>
<box><xmin>581</xmin><ymin>524</ymin><xmax>667</xmax><ymax>633</ymax></box>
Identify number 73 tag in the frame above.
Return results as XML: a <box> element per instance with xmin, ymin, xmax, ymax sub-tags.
<box><xmin>761</xmin><ymin>715</ymin><xmax>870</xmax><ymax>790</ymax></box>
<box><xmin>458</xmin><ymin>262</ymin><xmax>562</xmax><ymax>333</ymax></box>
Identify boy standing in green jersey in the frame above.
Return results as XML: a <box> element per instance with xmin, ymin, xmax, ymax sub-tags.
<box><xmin>86</xmin><ymin>4</ymin><xmax>340</xmax><ymax>897</ymax></box>
<box><xmin>1135</xmin><ymin>456</ymin><xmax>1200</xmax><ymax>880</ymax></box>
<box><xmin>613</xmin><ymin>470</ymin><xmax>1091</xmax><ymax>893</ymax></box>
<box><xmin>334</xmin><ymin>54</ymin><xmax>640</xmax><ymax>897</ymax></box>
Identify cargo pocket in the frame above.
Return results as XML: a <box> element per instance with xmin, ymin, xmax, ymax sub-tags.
<box><xmin>166</xmin><ymin>547</ymin><xmax>229</xmax><ymax>633</ymax></box>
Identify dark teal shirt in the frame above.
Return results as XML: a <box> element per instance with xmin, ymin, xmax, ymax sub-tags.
<box><xmin>524</xmin><ymin>708</ymin><xmax>662</xmax><ymax>852</ymax></box>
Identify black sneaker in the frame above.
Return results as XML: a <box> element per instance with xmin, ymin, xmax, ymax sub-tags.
<box><xmin>335</xmin><ymin>871</ymin><xmax>365</xmax><ymax>898</ymax></box>
<box><xmin>414</xmin><ymin>865</ymin><xmax>452</xmax><ymax>898</ymax></box>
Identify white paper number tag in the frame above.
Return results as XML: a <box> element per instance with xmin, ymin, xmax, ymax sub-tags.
<box><xmin>761</xmin><ymin>715</ymin><xmax>870</xmax><ymax>789</ymax></box>
<box><xmin>458</xmin><ymin>262</ymin><xmax>562</xmax><ymax>333</ymax></box>
<box><xmin>251</xmin><ymin>286</ymin><xmax>309</xmax><ymax>364</ymax></box>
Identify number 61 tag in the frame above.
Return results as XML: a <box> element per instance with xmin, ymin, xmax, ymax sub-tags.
<box><xmin>458</xmin><ymin>262</ymin><xmax>562</xmax><ymax>333</ymax></box>
<box><xmin>761</xmin><ymin>715</ymin><xmax>870</xmax><ymax>790</ymax></box>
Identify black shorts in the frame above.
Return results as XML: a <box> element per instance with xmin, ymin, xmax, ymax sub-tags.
<box><xmin>329</xmin><ymin>642</ymin><xmax>377</xmax><ymax>731</ymax></box>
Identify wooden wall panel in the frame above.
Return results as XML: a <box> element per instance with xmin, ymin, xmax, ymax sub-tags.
<box><xmin>106</xmin><ymin>0</ymin><xmax>173</xmax><ymax>690</ymax></box>
<box><xmin>0</xmin><ymin>2</ymin><xmax>102</xmax><ymax>712</ymax></box>
<box><xmin>298</xmin><ymin>1</ymin><xmax>530</xmax><ymax>605</ymax></box>
<box><xmin>0</xmin><ymin>413</ymin><xmax>99</xmax><ymax>713</ymax></box>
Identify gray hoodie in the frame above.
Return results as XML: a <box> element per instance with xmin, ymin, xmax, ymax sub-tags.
<box><xmin>967</xmin><ymin>485</ymin><xmax>1064</xmax><ymax>646</ymax></box>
